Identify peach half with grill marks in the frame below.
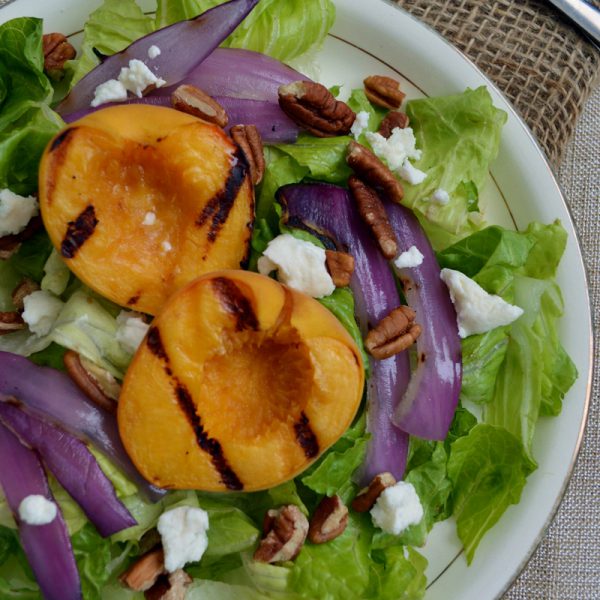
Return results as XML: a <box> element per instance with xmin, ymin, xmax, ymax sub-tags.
<box><xmin>39</xmin><ymin>105</ymin><xmax>253</xmax><ymax>315</ymax></box>
<box><xmin>117</xmin><ymin>270</ymin><xmax>365</xmax><ymax>492</ymax></box>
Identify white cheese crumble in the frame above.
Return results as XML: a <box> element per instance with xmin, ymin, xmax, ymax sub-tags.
<box><xmin>365</xmin><ymin>127</ymin><xmax>422</xmax><ymax>172</ymax></box>
<box><xmin>397</xmin><ymin>159</ymin><xmax>427</xmax><ymax>185</ymax></box>
<box><xmin>90</xmin><ymin>79</ymin><xmax>128</xmax><ymax>108</ymax></box>
<box><xmin>161</xmin><ymin>240</ymin><xmax>173</xmax><ymax>253</ymax></box>
<box><xmin>431</xmin><ymin>188</ymin><xmax>450</xmax><ymax>205</ymax></box>
<box><xmin>371</xmin><ymin>482</ymin><xmax>424</xmax><ymax>535</ymax></box>
<box><xmin>147</xmin><ymin>45</ymin><xmax>161</xmax><ymax>59</ymax></box>
<box><xmin>440</xmin><ymin>268</ymin><xmax>524</xmax><ymax>338</ymax></box>
<box><xmin>142</xmin><ymin>211</ymin><xmax>156</xmax><ymax>226</ymax></box>
<box><xmin>118</xmin><ymin>59</ymin><xmax>166</xmax><ymax>98</ymax></box>
<box><xmin>22</xmin><ymin>290</ymin><xmax>64</xmax><ymax>337</ymax></box>
<box><xmin>0</xmin><ymin>189</ymin><xmax>39</xmax><ymax>237</ymax></box>
<box><xmin>115</xmin><ymin>311</ymin><xmax>150</xmax><ymax>354</ymax></box>
<box><xmin>394</xmin><ymin>245</ymin><xmax>424</xmax><ymax>269</ymax></box>
<box><xmin>157</xmin><ymin>506</ymin><xmax>209</xmax><ymax>573</ymax></box>
<box><xmin>18</xmin><ymin>495</ymin><xmax>57</xmax><ymax>526</ymax></box>
<box><xmin>257</xmin><ymin>234</ymin><xmax>335</xmax><ymax>299</ymax></box>
<box><xmin>350</xmin><ymin>111</ymin><xmax>370</xmax><ymax>138</ymax></box>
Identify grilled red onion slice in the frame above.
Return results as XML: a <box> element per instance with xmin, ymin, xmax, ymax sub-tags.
<box><xmin>0</xmin><ymin>422</ymin><xmax>81</xmax><ymax>600</ymax></box>
<box><xmin>387</xmin><ymin>203</ymin><xmax>462</xmax><ymax>439</ymax></box>
<box><xmin>0</xmin><ymin>352</ymin><xmax>164</xmax><ymax>501</ymax></box>
<box><xmin>0</xmin><ymin>398</ymin><xmax>136</xmax><ymax>537</ymax></box>
<box><xmin>57</xmin><ymin>0</ymin><xmax>259</xmax><ymax>115</ymax></box>
<box><xmin>278</xmin><ymin>183</ymin><xmax>410</xmax><ymax>482</ymax></box>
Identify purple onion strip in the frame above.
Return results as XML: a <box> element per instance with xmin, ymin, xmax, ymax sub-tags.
<box><xmin>387</xmin><ymin>203</ymin><xmax>462</xmax><ymax>440</ymax></box>
<box><xmin>0</xmin><ymin>398</ymin><xmax>136</xmax><ymax>537</ymax></box>
<box><xmin>278</xmin><ymin>183</ymin><xmax>410</xmax><ymax>482</ymax></box>
<box><xmin>0</xmin><ymin>351</ymin><xmax>164</xmax><ymax>501</ymax></box>
<box><xmin>0</xmin><ymin>422</ymin><xmax>81</xmax><ymax>600</ymax></box>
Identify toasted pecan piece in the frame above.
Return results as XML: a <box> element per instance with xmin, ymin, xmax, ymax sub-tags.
<box><xmin>308</xmin><ymin>495</ymin><xmax>349</xmax><ymax>544</ymax></box>
<box><xmin>11</xmin><ymin>279</ymin><xmax>40</xmax><ymax>312</ymax></box>
<box><xmin>351</xmin><ymin>472</ymin><xmax>397</xmax><ymax>512</ymax></box>
<box><xmin>365</xmin><ymin>306</ymin><xmax>421</xmax><ymax>360</ymax></box>
<box><xmin>346</xmin><ymin>141</ymin><xmax>403</xmax><ymax>204</ymax></box>
<box><xmin>230</xmin><ymin>124</ymin><xmax>265</xmax><ymax>185</ymax></box>
<box><xmin>144</xmin><ymin>570</ymin><xmax>192</xmax><ymax>600</ymax></box>
<box><xmin>171</xmin><ymin>84</ymin><xmax>228</xmax><ymax>128</ymax></box>
<box><xmin>364</xmin><ymin>75</ymin><xmax>405</xmax><ymax>110</ymax></box>
<box><xmin>348</xmin><ymin>176</ymin><xmax>398</xmax><ymax>260</ymax></box>
<box><xmin>0</xmin><ymin>312</ymin><xmax>25</xmax><ymax>335</ymax></box>
<box><xmin>278</xmin><ymin>81</ymin><xmax>355</xmax><ymax>137</ymax></box>
<box><xmin>254</xmin><ymin>505</ymin><xmax>309</xmax><ymax>563</ymax></box>
<box><xmin>325</xmin><ymin>250</ymin><xmax>355</xmax><ymax>287</ymax></box>
<box><xmin>119</xmin><ymin>548</ymin><xmax>165</xmax><ymax>592</ymax></box>
<box><xmin>43</xmin><ymin>33</ymin><xmax>76</xmax><ymax>76</ymax></box>
<box><xmin>378</xmin><ymin>111</ymin><xmax>410</xmax><ymax>138</ymax></box>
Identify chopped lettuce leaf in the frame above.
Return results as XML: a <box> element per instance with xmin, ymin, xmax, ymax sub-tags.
<box><xmin>447</xmin><ymin>424</ymin><xmax>531</xmax><ymax>563</ymax></box>
<box><xmin>346</xmin><ymin>89</ymin><xmax>385</xmax><ymax>144</ymax></box>
<box><xmin>7</xmin><ymin>231</ymin><xmax>54</xmax><ymax>283</ymax></box>
<box><xmin>67</xmin><ymin>0</ymin><xmax>154</xmax><ymax>87</ymax></box>
<box><xmin>155</xmin><ymin>0</ymin><xmax>335</xmax><ymax>62</ymax></box>
<box><xmin>72</xmin><ymin>524</ymin><xmax>114</xmax><ymax>600</ymax></box>
<box><xmin>0</xmin><ymin>18</ymin><xmax>63</xmax><ymax>195</ymax></box>
<box><xmin>403</xmin><ymin>87</ymin><xmax>507</xmax><ymax>249</ymax></box>
<box><xmin>0</xmin><ymin>260</ymin><xmax>20</xmax><ymax>311</ymax></box>
<box><xmin>369</xmin><ymin>546</ymin><xmax>427</xmax><ymax>600</ymax></box>
<box><xmin>41</xmin><ymin>250</ymin><xmax>71</xmax><ymax>296</ymax></box>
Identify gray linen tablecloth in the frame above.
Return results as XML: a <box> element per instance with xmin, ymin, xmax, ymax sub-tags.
<box><xmin>0</xmin><ymin>0</ymin><xmax>598</xmax><ymax>597</ymax></box>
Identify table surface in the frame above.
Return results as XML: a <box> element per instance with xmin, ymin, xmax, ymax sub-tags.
<box><xmin>0</xmin><ymin>0</ymin><xmax>598</xmax><ymax>598</ymax></box>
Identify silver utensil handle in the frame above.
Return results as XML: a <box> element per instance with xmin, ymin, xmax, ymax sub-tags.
<box><xmin>547</xmin><ymin>0</ymin><xmax>600</xmax><ymax>45</ymax></box>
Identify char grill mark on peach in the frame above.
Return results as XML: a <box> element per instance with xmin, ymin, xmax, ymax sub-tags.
<box><xmin>60</xmin><ymin>205</ymin><xmax>98</xmax><ymax>259</ymax></box>
<box><xmin>294</xmin><ymin>411</ymin><xmax>319</xmax><ymax>458</ymax></box>
<box><xmin>50</xmin><ymin>126</ymin><xmax>77</xmax><ymax>152</ymax></box>
<box><xmin>196</xmin><ymin>149</ymin><xmax>248</xmax><ymax>242</ymax></box>
<box><xmin>145</xmin><ymin>325</ymin><xmax>243</xmax><ymax>490</ymax></box>
<box><xmin>212</xmin><ymin>277</ymin><xmax>259</xmax><ymax>332</ymax></box>
<box><xmin>127</xmin><ymin>293</ymin><xmax>141</xmax><ymax>306</ymax></box>
<box><xmin>173</xmin><ymin>380</ymin><xmax>243</xmax><ymax>491</ymax></box>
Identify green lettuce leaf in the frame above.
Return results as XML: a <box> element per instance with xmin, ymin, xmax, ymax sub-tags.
<box><xmin>67</xmin><ymin>0</ymin><xmax>154</xmax><ymax>87</ymax></box>
<box><xmin>155</xmin><ymin>0</ymin><xmax>335</xmax><ymax>62</ymax></box>
<box><xmin>447</xmin><ymin>424</ymin><xmax>532</xmax><ymax>563</ymax></box>
<box><xmin>403</xmin><ymin>87</ymin><xmax>507</xmax><ymax>249</ymax></box>
<box><xmin>0</xmin><ymin>18</ymin><xmax>63</xmax><ymax>195</ymax></box>
<box><xmin>6</xmin><ymin>231</ymin><xmax>54</xmax><ymax>283</ymax></box>
<box><xmin>72</xmin><ymin>524</ymin><xmax>114</xmax><ymax>600</ymax></box>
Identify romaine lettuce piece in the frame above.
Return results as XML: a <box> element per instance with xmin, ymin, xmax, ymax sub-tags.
<box><xmin>155</xmin><ymin>0</ymin><xmax>335</xmax><ymax>62</ymax></box>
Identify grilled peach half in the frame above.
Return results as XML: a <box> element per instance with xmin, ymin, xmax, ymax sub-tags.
<box><xmin>39</xmin><ymin>105</ymin><xmax>253</xmax><ymax>315</ymax></box>
<box><xmin>118</xmin><ymin>270</ymin><xmax>364</xmax><ymax>492</ymax></box>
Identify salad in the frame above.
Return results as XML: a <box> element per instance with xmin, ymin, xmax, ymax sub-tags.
<box><xmin>0</xmin><ymin>0</ymin><xmax>579</xmax><ymax>599</ymax></box>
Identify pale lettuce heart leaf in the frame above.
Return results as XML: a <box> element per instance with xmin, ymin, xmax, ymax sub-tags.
<box><xmin>155</xmin><ymin>0</ymin><xmax>335</xmax><ymax>62</ymax></box>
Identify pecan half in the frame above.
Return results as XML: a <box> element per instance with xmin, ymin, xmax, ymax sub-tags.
<box><xmin>348</xmin><ymin>176</ymin><xmax>398</xmax><ymax>260</ymax></box>
<box><xmin>43</xmin><ymin>33</ymin><xmax>76</xmax><ymax>76</ymax></box>
<box><xmin>351</xmin><ymin>472</ymin><xmax>397</xmax><ymax>513</ymax></box>
<box><xmin>364</xmin><ymin>75</ymin><xmax>405</xmax><ymax>110</ymax></box>
<box><xmin>378</xmin><ymin>111</ymin><xmax>410</xmax><ymax>138</ymax></box>
<box><xmin>254</xmin><ymin>505</ymin><xmax>308</xmax><ymax>563</ymax></box>
<box><xmin>325</xmin><ymin>250</ymin><xmax>355</xmax><ymax>287</ymax></box>
<box><xmin>0</xmin><ymin>312</ymin><xmax>25</xmax><ymax>335</ymax></box>
<box><xmin>0</xmin><ymin>216</ymin><xmax>43</xmax><ymax>261</ymax></box>
<box><xmin>119</xmin><ymin>548</ymin><xmax>165</xmax><ymax>592</ymax></box>
<box><xmin>308</xmin><ymin>495</ymin><xmax>349</xmax><ymax>544</ymax></box>
<box><xmin>171</xmin><ymin>85</ymin><xmax>228</xmax><ymax>128</ymax></box>
<box><xmin>63</xmin><ymin>350</ymin><xmax>120</xmax><ymax>412</ymax></box>
<box><xmin>278</xmin><ymin>81</ymin><xmax>355</xmax><ymax>138</ymax></box>
<box><xmin>346</xmin><ymin>141</ymin><xmax>403</xmax><ymax>204</ymax></box>
<box><xmin>145</xmin><ymin>570</ymin><xmax>192</xmax><ymax>600</ymax></box>
<box><xmin>230</xmin><ymin>124</ymin><xmax>265</xmax><ymax>185</ymax></box>
<box><xmin>11</xmin><ymin>279</ymin><xmax>40</xmax><ymax>312</ymax></box>
<box><xmin>365</xmin><ymin>306</ymin><xmax>422</xmax><ymax>360</ymax></box>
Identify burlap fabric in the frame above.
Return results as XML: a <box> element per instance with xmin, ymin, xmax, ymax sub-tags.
<box><xmin>1</xmin><ymin>0</ymin><xmax>599</xmax><ymax>598</ymax></box>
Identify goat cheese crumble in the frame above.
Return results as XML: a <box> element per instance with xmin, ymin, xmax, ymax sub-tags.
<box><xmin>351</xmin><ymin>111</ymin><xmax>370</xmax><ymax>138</ymax></box>
<box><xmin>147</xmin><ymin>45</ymin><xmax>161</xmax><ymax>59</ymax></box>
<box><xmin>440</xmin><ymin>268</ymin><xmax>524</xmax><ymax>338</ymax></box>
<box><xmin>118</xmin><ymin>59</ymin><xmax>166</xmax><ymax>98</ymax></box>
<box><xmin>431</xmin><ymin>188</ymin><xmax>450</xmax><ymax>205</ymax></box>
<box><xmin>397</xmin><ymin>159</ymin><xmax>427</xmax><ymax>185</ymax></box>
<box><xmin>90</xmin><ymin>79</ymin><xmax>128</xmax><ymax>108</ymax></box>
<box><xmin>394</xmin><ymin>246</ymin><xmax>424</xmax><ymax>269</ymax></box>
<box><xmin>365</xmin><ymin>127</ymin><xmax>422</xmax><ymax>171</ymax></box>
<box><xmin>257</xmin><ymin>234</ymin><xmax>335</xmax><ymax>299</ymax></box>
<box><xmin>115</xmin><ymin>311</ymin><xmax>150</xmax><ymax>354</ymax></box>
<box><xmin>157</xmin><ymin>506</ymin><xmax>210</xmax><ymax>573</ymax></box>
<box><xmin>18</xmin><ymin>495</ymin><xmax>57</xmax><ymax>526</ymax></box>
<box><xmin>0</xmin><ymin>189</ymin><xmax>39</xmax><ymax>237</ymax></box>
<box><xmin>22</xmin><ymin>290</ymin><xmax>64</xmax><ymax>337</ymax></box>
<box><xmin>371</xmin><ymin>481</ymin><xmax>424</xmax><ymax>535</ymax></box>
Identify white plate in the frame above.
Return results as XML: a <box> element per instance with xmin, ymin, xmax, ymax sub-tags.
<box><xmin>0</xmin><ymin>0</ymin><xmax>593</xmax><ymax>598</ymax></box>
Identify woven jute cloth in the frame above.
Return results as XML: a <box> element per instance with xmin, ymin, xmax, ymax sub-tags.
<box><xmin>396</xmin><ymin>0</ymin><xmax>600</xmax><ymax>167</ymax></box>
<box><xmin>1</xmin><ymin>0</ymin><xmax>599</xmax><ymax>598</ymax></box>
